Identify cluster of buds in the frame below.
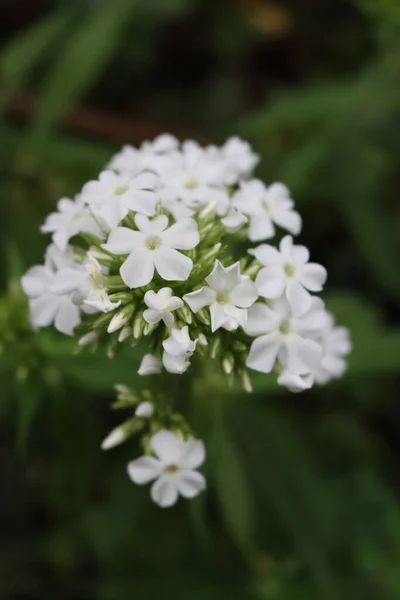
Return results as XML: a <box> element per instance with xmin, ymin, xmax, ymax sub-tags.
<box><xmin>21</xmin><ymin>135</ymin><xmax>351</xmax><ymax>507</ymax></box>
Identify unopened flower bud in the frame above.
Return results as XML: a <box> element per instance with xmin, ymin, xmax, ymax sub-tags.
<box><xmin>118</xmin><ymin>326</ymin><xmax>131</xmax><ymax>342</ymax></box>
<box><xmin>222</xmin><ymin>353</ymin><xmax>234</xmax><ymax>374</ymax></box>
<box><xmin>210</xmin><ymin>335</ymin><xmax>221</xmax><ymax>359</ymax></box>
<box><xmin>133</xmin><ymin>314</ymin><xmax>145</xmax><ymax>339</ymax></box>
<box><xmin>107</xmin><ymin>304</ymin><xmax>134</xmax><ymax>333</ymax></box>
<box><xmin>135</xmin><ymin>401</ymin><xmax>154</xmax><ymax>418</ymax></box>
<box><xmin>101</xmin><ymin>427</ymin><xmax>125</xmax><ymax>450</ymax></box>
<box><xmin>78</xmin><ymin>331</ymin><xmax>98</xmax><ymax>347</ymax></box>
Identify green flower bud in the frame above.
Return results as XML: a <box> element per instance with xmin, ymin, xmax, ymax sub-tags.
<box><xmin>222</xmin><ymin>353</ymin><xmax>234</xmax><ymax>374</ymax></box>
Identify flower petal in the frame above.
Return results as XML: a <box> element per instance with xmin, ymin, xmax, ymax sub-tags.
<box><xmin>244</xmin><ymin>302</ymin><xmax>279</xmax><ymax>336</ymax></box>
<box><xmin>153</xmin><ymin>247</ymin><xmax>193</xmax><ymax>281</ymax></box>
<box><xmin>273</xmin><ymin>208</ymin><xmax>302</xmax><ymax>235</ymax></box>
<box><xmin>162</xmin><ymin>351</ymin><xmax>189</xmax><ymax>374</ymax></box>
<box><xmin>248</xmin><ymin>213</ymin><xmax>275</xmax><ymax>241</ymax></box>
<box><xmin>161</xmin><ymin>218</ymin><xmax>199</xmax><ymax>250</ymax></box>
<box><xmin>54</xmin><ymin>298</ymin><xmax>81</xmax><ymax>335</ymax></box>
<box><xmin>120</xmin><ymin>247</ymin><xmax>154</xmax><ymax>288</ymax></box>
<box><xmin>176</xmin><ymin>470</ymin><xmax>206</xmax><ymax>498</ymax></box>
<box><xmin>277</xmin><ymin>370</ymin><xmax>313</xmax><ymax>393</ymax></box>
<box><xmin>246</xmin><ymin>332</ymin><xmax>281</xmax><ymax>373</ymax></box>
<box><xmin>300</xmin><ymin>263</ymin><xmax>327</xmax><ymax>292</ymax></box>
<box><xmin>205</xmin><ymin>260</ymin><xmax>229</xmax><ymax>291</ymax></box>
<box><xmin>179</xmin><ymin>440</ymin><xmax>206</xmax><ymax>469</ymax></box>
<box><xmin>138</xmin><ymin>354</ymin><xmax>162</xmax><ymax>375</ymax></box>
<box><xmin>151</xmin><ymin>430</ymin><xmax>182</xmax><ymax>463</ymax></box>
<box><xmin>143</xmin><ymin>309</ymin><xmax>161</xmax><ymax>323</ymax></box>
<box><xmin>124</xmin><ymin>190</ymin><xmax>157</xmax><ymax>216</ymax></box>
<box><xmin>21</xmin><ymin>267</ymin><xmax>52</xmax><ymax>297</ymax></box>
<box><xmin>30</xmin><ymin>294</ymin><xmax>61</xmax><ymax>327</ymax></box>
<box><xmin>231</xmin><ymin>278</ymin><xmax>258</xmax><ymax>308</ymax></box>
<box><xmin>285</xmin><ymin>334</ymin><xmax>322</xmax><ymax>374</ymax></box>
<box><xmin>286</xmin><ymin>280</ymin><xmax>312</xmax><ymax>317</ymax></box>
<box><xmin>151</xmin><ymin>475</ymin><xmax>179</xmax><ymax>508</ymax></box>
<box><xmin>103</xmin><ymin>227</ymin><xmax>143</xmax><ymax>254</ymax></box>
<box><xmin>223</xmin><ymin>304</ymin><xmax>247</xmax><ymax>329</ymax></box>
<box><xmin>183</xmin><ymin>287</ymin><xmax>215</xmax><ymax>312</ymax></box>
<box><xmin>249</xmin><ymin>244</ymin><xmax>281</xmax><ymax>266</ymax></box>
<box><xmin>210</xmin><ymin>302</ymin><xmax>228</xmax><ymax>332</ymax></box>
<box><xmin>256</xmin><ymin>266</ymin><xmax>286</xmax><ymax>299</ymax></box>
<box><xmin>127</xmin><ymin>456</ymin><xmax>162</xmax><ymax>484</ymax></box>
<box><xmin>135</xmin><ymin>213</ymin><xmax>168</xmax><ymax>233</ymax></box>
<box><xmin>48</xmin><ymin>268</ymin><xmax>86</xmax><ymax>295</ymax></box>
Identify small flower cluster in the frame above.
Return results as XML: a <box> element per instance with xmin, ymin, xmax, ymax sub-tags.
<box><xmin>21</xmin><ymin>134</ymin><xmax>351</xmax><ymax>507</ymax></box>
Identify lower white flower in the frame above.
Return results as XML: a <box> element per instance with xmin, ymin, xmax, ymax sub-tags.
<box><xmin>183</xmin><ymin>260</ymin><xmax>258</xmax><ymax>332</ymax></box>
<box><xmin>245</xmin><ymin>297</ymin><xmax>325</xmax><ymax>375</ymax></box>
<box><xmin>103</xmin><ymin>214</ymin><xmax>199</xmax><ymax>288</ymax></box>
<box><xmin>162</xmin><ymin>326</ymin><xmax>197</xmax><ymax>374</ymax></box>
<box><xmin>21</xmin><ymin>244</ymin><xmax>86</xmax><ymax>335</ymax></box>
<box><xmin>313</xmin><ymin>312</ymin><xmax>352</xmax><ymax>384</ymax></box>
<box><xmin>251</xmin><ymin>235</ymin><xmax>327</xmax><ymax>316</ymax></box>
<box><xmin>143</xmin><ymin>288</ymin><xmax>183</xmax><ymax>328</ymax></box>
<box><xmin>127</xmin><ymin>430</ymin><xmax>206</xmax><ymax>507</ymax></box>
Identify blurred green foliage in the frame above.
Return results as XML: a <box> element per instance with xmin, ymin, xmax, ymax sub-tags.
<box><xmin>0</xmin><ymin>0</ymin><xmax>399</xmax><ymax>598</ymax></box>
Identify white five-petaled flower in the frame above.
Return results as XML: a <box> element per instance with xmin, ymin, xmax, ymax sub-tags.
<box><xmin>41</xmin><ymin>196</ymin><xmax>103</xmax><ymax>251</ymax></box>
<box><xmin>108</xmin><ymin>134</ymin><xmax>179</xmax><ymax>175</ymax></box>
<box><xmin>21</xmin><ymin>244</ymin><xmax>87</xmax><ymax>335</ymax></box>
<box><xmin>232</xmin><ymin>180</ymin><xmax>301</xmax><ymax>242</ymax></box>
<box><xmin>127</xmin><ymin>430</ymin><xmax>206</xmax><ymax>508</ymax></box>
<box><xmin>251</xmin><ymin>235</ymin><xmax>327</xmax><ymax>317</ymax></box>
<box><xmin>81</xmin><ymin>170</ymin><xmax>158</xmax><ymax>230</ymax></box>
<box><xmin>312</xmin><ymin>312</ymin><xmax>351</xmax><ymax>385</ymax></box>
<box><xmin>220</xmin><ymin>136</ymin><xmax>259</xmax><ymax>185</ymax></box>
<box><xmin>183</xmin><ymin>260</ymin><xmax>258</xmax><ymax>332</ymax></box>
<box><xmin>162</xmin><ymin>326</ymin><xmax>197</xmax><ymax>374</ymax></box>
<box><xmin>245</xmin><ymin>297</ymin><xmax>325</xmax><ymax>375</ymax></box>
<box><xmin>103</xmin><ymin>214</ymin><xmax>199</xmax><ymax>289</ymax></box>
<box><xmin>143</xmin><ymin>288</ymin><xmax>184</xmax><ymax>328</ymax></box>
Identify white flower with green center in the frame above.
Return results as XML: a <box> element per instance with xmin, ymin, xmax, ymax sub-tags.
<box><xmin>143</xmin><ymin>288</ymin><xmax>184</xmax><ymax>328</ymax></box>
<box><xmin>21</xmin><ymin>244</ymin><xmax>87</xmax><ymax>335</ymax></box>
<box><xmin>232</xmin><ymin>180</ymin><xmax>301</xmax><ymax>242</ymax></box>
<box><xmin>127</xmin><ymin>430</ymin><xmax>206</xmax><ymax>508</ymax></box>
<box><xmin>183</xmin><ymin>260</ymin><xmax>258</xmax><ymax>332</ymax></box>
<box><xmin>41</xmin><ymin>196</ymin><xmax>103</xmax><ymax>251</ymax></box>
<box><xmin>81</xmin><ymin>170</ymin><xmax>158</xmax><ymax>230</ymax></box>
<box><xmin>103</xmin><ymin>214</ymin><xmax>199</xmax><ymax>288</ymax></box>
<box><xmin>245</xmin><ymin>297</ymin><xmax>325</xmax><ymax>375</ymax></box>
<box><xmin>251</xmin><ymin>235</ymin><xmax>327</xmax><ymax>317</ymax></box>
<box><xmin>162</xmin><ymin>326</ymin><xmax>197</xmax><ymax>374</ymax></box>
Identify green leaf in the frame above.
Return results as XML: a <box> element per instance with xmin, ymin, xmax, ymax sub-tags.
<box><xmin>29</xmin><ymin>0</ymin><xmax>138</xmax><ymax>142</ymax></box>
<box><xmin>212</xmin><ymin>402</ymin><xmax>256</xmax><ymax>560</ymax></box>
<box><xmin>0</xmin><ymin>6</ymin><xmax>75</xmax><ymax>103</ymax></box>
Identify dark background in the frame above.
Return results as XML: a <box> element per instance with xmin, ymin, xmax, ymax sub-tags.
<box><xmin>0</xmin><ymin>1</ymin><xmax>399</xmax><ymax>598</ymax></box>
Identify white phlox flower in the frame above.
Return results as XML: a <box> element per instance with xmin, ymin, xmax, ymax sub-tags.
<box><xmin>81</xmin><ymin>170</ymin><xmax>158</xmax><ymax>230</ymax></box>
<box><xmin>21</xmin><ymin>244</ymin><xmax>86</xmax><ymax>335</ymax></box>
<box><xmin>313</xmin><ymin>312</ymin><xmax>351</xmax><ymax>384</ymax></box>
<box><xmin>232</xmin><ymin>180</ymin><xmax>301</xmax><ymax>242</ymax></box>
<box><xmin>251</xmin><ymin>235</ymin><xmax>327</xmax><ymax>316</ymax></box>
<box><xmin>184</xmin><ymin>260</ymin><xmax>258</xmax><ymax>332</ymax></box>
<box><xmin>41</xmin><ymin>196</ymin><xmax>103</xmax><ymax>251</ymax></box>
<box><xmin>158</xmin><ymin>140</ymin><xmax>227</xmax><ymax>211</ymax></box>
<box><xmin>220</xmin><ymin>136</ymin><xmax>260</xmax><ymax>184</ymax></box>
<box><xmin>245</xmin><ymin>297</ymin><xmax>326</xmax><ymax>375</ymax></box>
<box><xmin>138</xmin><ymin>353</ymin><xmax>163</xmax><ymax>376</ymax></box>
<box><xmin>103</xmin><ymin>214</ymin><xmax>199</xmax><ymax>288</ymax></box>
<box><xmin>108</xmin><ymin>134</ymin><xmax>179</xmax><ymax>175</ymax></box>
<box><xmin>162</xmin><ymin>326</ymin><xmax>197</xmax><ymax>374</ymax></box>
<box><xmin>75</xmin><ymin>254</ymin><xmax>121</xmax><ymax>314</ymax></box>
<box><xmin>143</xmin><ymin>288</ymin><xmax>183</xmax><ymax>327</ymax></box>
<box><xmin>127</xmin><ymin>430</ymin><xmax>206</xmax><ymax>507</ymax></box>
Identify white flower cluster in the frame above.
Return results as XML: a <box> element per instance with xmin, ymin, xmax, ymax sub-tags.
<box><xmin>21</xmin><ymin>134</ymin><xmax>351</xmax><ymax>507</ymax></box>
